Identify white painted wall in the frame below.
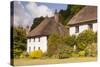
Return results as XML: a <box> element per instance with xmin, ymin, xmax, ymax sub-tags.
<box><xmin>69</xmin><ymin>23</ymin><xmax>97</xmax><ymax>35</ymax></box>
<box><xmin>93</xmin><ymin>23</ymin><xmax>98</xmax><ymax>32</ymax></box>
<box><xmin>27</xmin><ymin>36</ymin><xmax>47</xmax><ymax>53</ymax></box>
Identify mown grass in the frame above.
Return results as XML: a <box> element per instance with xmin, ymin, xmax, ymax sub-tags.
<box><xmin>13</xmin><ymin>57</ymin><xmax>97</xmax><ymax>66</ymax></box>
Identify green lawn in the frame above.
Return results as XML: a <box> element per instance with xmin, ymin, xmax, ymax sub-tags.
<box><xmin>13</xmin><ymin>57</ymin><xmax>97</xmax><ymax>66</ymax></box>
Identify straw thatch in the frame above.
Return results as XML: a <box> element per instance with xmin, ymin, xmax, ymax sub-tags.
<box><xmin>67</xmin><ymin>6</ymin><xmax>97</xmax><ymax>26</ymax></box>
<box><xmin>27</xmin><ymin>16</ymin><xmax>67</xmax><ymax>38</ymax></box>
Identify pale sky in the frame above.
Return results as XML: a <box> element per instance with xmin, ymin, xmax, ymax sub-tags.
<box><xmin>12</xmin><ymin>1</ymin><xmax>68</xmax><ymax>27</ymax></box>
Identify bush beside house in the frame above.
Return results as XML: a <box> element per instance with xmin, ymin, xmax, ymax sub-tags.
<box><xmin>47</xmin><ymin>29</ymin><xmax>97</xmax><ymax>59</ymax></box>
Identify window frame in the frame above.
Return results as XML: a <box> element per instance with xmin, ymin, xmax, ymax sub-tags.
<box><xmin>88</xmin><ymin>24</ymin><xmax>93</xmax><ymax>29</ymax></box>
<box><xmin>75</xmin><ymin>26</ymin><xmax>79</xmax><ymax>33</ymax></box>
<box><xmin>38</xmin><ymin>37</ymin><xmax>40</xmax><ymax>42</ymax></box>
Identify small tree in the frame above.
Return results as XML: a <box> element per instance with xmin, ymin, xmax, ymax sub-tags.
<box><xmin>47</xmin><ymin>33</ymin><xmax>64</xmax><ymax>57</ymax></box>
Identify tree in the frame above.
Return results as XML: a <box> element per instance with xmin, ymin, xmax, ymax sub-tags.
<box><xmin>47</xmin><ymin>33</ymin><xmax>64</xmax><ymax>57</ymax></box>
<box><xmin>47</xmin><ymin>33</ymin><xmax>74</xmax><ymax>58</ymax></box>
<box><xmin>59</xmin><ymin>5</ymin><xmax>84</xmax><ymax>25</ymax></box>
<box><xmin>12</xmin><ymin>26</ymin><xmax>27</xmax><ymax>58</ymax></box>
<box><xmin>30</xmin><ymin>16</ymin><xmax>44</xmax><ymax>31</ymax></box>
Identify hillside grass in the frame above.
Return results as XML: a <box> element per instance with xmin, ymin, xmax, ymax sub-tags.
<box><xmin>13</xmin><ymin>57</ymin><xmax>97</xmax><ymax>66</ymax></box>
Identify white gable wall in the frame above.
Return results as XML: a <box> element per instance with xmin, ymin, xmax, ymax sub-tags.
<box><xmin>69</xmin><ymin>23</ymin><xmax>97</xmax><ymax>35</ymax></box>
<box><xmin>27</xmin><ymin>36</ymin><xmax>47</xmax><ymax>53</ymax></box>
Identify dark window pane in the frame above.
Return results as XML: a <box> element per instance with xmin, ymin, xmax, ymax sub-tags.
<box><xmin>88</xmin><ymin>24</ymin><xmax>93</xmax><ymax>29</ymax></box>
<box><xmin>75</xmin><ymin>26</ymin><xmax>79</xmax><ymax>33</ymax></box>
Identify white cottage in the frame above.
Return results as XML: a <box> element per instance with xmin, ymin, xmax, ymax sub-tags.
<box><xmin>27</xmin><ymin>12</ymin><xmax>67</xmax><ymax>53</ymax></box>
<box><xmin>67</xmin><ymin>6</ymin><xmax>97</xmax><ymax>35</ymax></box>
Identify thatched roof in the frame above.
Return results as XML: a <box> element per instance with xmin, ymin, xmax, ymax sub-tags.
<box><xmin>67</xmin><ymin>6</ymin><xmax>97</xmax><ymax>26</ymax></box>
<box><xmin>27</xmin><ymin>17</ymin><xmax>67</xmax><ymax>38</ymax></box>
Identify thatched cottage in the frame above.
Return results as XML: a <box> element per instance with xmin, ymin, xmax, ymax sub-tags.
<box><xmin>27</xmin><ymin>12</ymin><xmax>67</xmax><ymax>52</ymax></box>
<box><xmin>67</xmin><ymin>6</ymin><xmax>97</xmax><ymax>35</ymax></box>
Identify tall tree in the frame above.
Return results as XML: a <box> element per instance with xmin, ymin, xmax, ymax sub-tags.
<box><xmin>59</xmin><ymin>5</ymin><xmax>85</xmax><ymax>25</ymax></box>
<box><xmin>30</xmin><ymin>16</ymin><xmax>44</xmax><ymax>31</ymax></box>
<box><xmin>12</xmin><ymin>26</ymin><xmax>27</xmax><ymax>58</ymax></box>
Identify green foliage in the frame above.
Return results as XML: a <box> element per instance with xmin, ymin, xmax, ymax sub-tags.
<box><xmin>85</xmin><ymin>43</ymin><xmax>97</xmax><ymax>57</ymax></box>
<box><xmin>48</xmin><ymin>33</ymin><xmax>76</xmax><ymax>58</ymax></box>
<box><xmin>20</xmin><ymin>53</ymin><xmax>24</xmax><ymax>59</ymax></box>
<box><xmin>30</xmin><ymin>16</ymin><xmax>44</xmax><ymax>31</ymax></box>
<box><xmin>78</xmin><ymin>51</ymin><xmax>85</xmax><ymax>57</ymax></box>
<box><xmin>94</xmin><ymin>32</ymin><xmax>97</xmax><ymax>43</ymax></box>
<box><xmin>29</xmin><ymin>50</ymin><xmax>43</xmax><ymax>59</ymax></box>
<box><xmin>47</xmin><ymin>33</ymin><xmax>64</xmax><ymax>57</ymax></box>
<box><xmin>47</xmin><ymin>30</ymin><xmax>97</xmax><ymax>58</ymax></box>
<box><xmin>13</xmin><ymin>49</ymin><xmax>22</xmax><ymax>58</ymax></box>
<box><xmin>13</xmin><ymin>26</ymin><xmax>27</xmax><ymax>58</ymax></box>
<box><xmin>64</xmin><ymin>35</ymin><xmax>76</xmax><ymax>47</ymax></box>
<box><xmin>76</xmin><ymin>29</ymin><xmax>95</xmax><ymax>50</ymax></box>
<box><xmin>72</xmin><ymin>52</ymin><xmax>79</xmax><ymax>57</ymax></box>
<box><xmin>58</xmin><ymin>45</ymin><xmax>73</xmax><ymax>59</ymax></box>
<box><xmin>59</xmin><ymin>5</ymin><xmax>84</xmax><ymax>25</ymax></box>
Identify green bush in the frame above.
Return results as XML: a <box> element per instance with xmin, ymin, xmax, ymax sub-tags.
<box><xmin>85</xmin><ymin>43</ymin><xmax>97</xmax><ymax>57</ymax></box>
<box><xmin>20</xmin><ymin>53</ymin><xmax>24</xmax><ymax>58</ymax></box>
<box><xmin>59</xmin><ymin>51</ymin><xmax>72</xmax><ymax>59</ymax></box>
<box><xmin>94</xmin><ymin>32</ymin><xmax>97</xmax><ymax>43</ymax></box>
<box><xmin>58</xmin><ymin>46</ymin><xmax>73</xmax><ymax>59</ymax></box>
<box><xmin>78</xmin><ymin>51</ymin><xmax>85</xmax><ymax>57</ymax></box>
<box><xmin>72</xmin><ymin>52</ymin><xmax>79</xmax><ymax>57</ymax></box>
<box><xmin>76</xmin><ymin>29</ymin><xmax>95</xmax><ymax>50</ymax></box>
<box><xmin>64</xmin><ymin>35</ymin><xmax>76</xmax><ymax>47</ymax></box>
<box><xmin>13</xmin><ymin>49</ymin><xmax>22</xmax><ymax>58</ymax></box>
<box><xmin>41</xmin><ymin>52</ymin><xmax>49</xmax><ymax>59</ymax></box>
<box><xmin>29</xmin><ymin>50</ymin><xmax>43</xmax><ymax>59</ymax></box>
<box><xmin>77</xmin><ymin>42</ymin><xmax>87</xmax><ymax>50</ymax></box>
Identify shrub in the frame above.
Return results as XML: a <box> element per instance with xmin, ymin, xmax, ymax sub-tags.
<box><xmin>23</xmin><ymin>52</ymin><xmax>29</xmax><ymax>57</ymax></box>
<box><xmin>20</xmin><ymin>53</ymin><xmax>24</xmax><ymax>58</ymax></box>
<box><xmin>85</xmin><ymin>43</ymin><xmax>97</xmax><ymax>57</ymax></box>
<box><xmin>76</xmin><ymin>29</ymin><xmax>95</xmax><ymax>50</ymax></box>
<box><xmin>58</xmin><ymin>46</ymin><xmax>73</xmax><ymax>59</ymax></box>
<box><xmin>94</xmin><ymin>32</ymin><xmax>97</xmax><ymax>43</ymax></box>
<box><xmin>72</xmin><ymin>52</ymin><xmax>79</xmax><ymax>57</ymax></box>
<box><xmin>41</xmin><ymin>52</ymin><xmax>49</xmax><ymax>59</ymax></box>
<box><xmin>78</xmin><ymin>51</ymin><xmax>85</xmax><ymax>57</ymax></box>
<box><xmin>13</xmin><ymin>49</ymin><xmax>22</xmax><ymax>58</ymax></box>
<box><xmin>64</xmin><ymin>35</ymin><xmax>76</xmax><ymax>47</ymax></box>
<box><xmin>59</xmin><ymin>51</ymin><xmax>72</xmax><ymax>59</ymax></box>
<box><xmin>77</xmin><ymin>42</ymin><xmax>87</xmax><ymax>50</ymax></box>
<box><xmin>29</xmin><ymin>50</ymin><xmax>43</xmax><ymax>59</ymax></box>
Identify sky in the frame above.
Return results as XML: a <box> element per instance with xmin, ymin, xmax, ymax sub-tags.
<box><xmin>12</xmin><ymin>1</ymin><xmax>68</xmax><ymax>27</ymax></box>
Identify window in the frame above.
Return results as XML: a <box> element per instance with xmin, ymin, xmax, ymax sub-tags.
<box><xmin>34</xmin><ymin>38</ymin><xmax>35</xmax><ymax>42</ymax></box>
<box><xmin>38</xmin><ymin>47</ymin><xmax>40</xmax><ymax>50</ymax></box>
<box><xmin>75</xmin><ymin>26</ymin><xmax>79</xmax><ymax>33</ymax></box>
<box><xmin>34</xmin><ymin>47</ymin><xmax>35</xmax><ymax>50</ymax></box>
<box><xmin>88</xmin><ymin>24</ymin><xmax>93</xmax><ymax>29</ymax></box>
<box><xmin>38</xmin><ymin>37</ymin><xmax>40</xmax><ymax>42</ymax></box>
<box><xmin>29</xmin><ymin>47</ymin><xmax>31</xmax><ymax>52</ymax></box>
